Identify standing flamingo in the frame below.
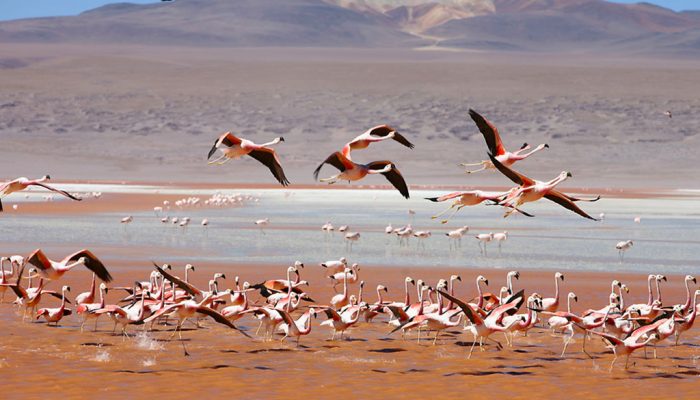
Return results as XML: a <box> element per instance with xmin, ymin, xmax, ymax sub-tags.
<box><xmin>36</xmin><ymin>285</ymin><xmax>72</xmax><ymax>325</ymax></box>
<box><xmin>616</xmin><ymin>240</ymin><xmax>633</xmax><ymax>262</ymax></box>
<box><xmin>541</xmin><ymin>272</ymin><xmax>565</xmax><ymax>312</ymax></box>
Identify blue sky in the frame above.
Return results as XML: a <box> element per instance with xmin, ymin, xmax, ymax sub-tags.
<box><xmin>0</xmin><ymin>0</ymin><xmax>698</xmax><ymax>21</ymax></box>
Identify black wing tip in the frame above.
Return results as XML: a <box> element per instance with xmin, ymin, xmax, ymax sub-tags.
<box><xmin>425</xmin><ymin>197</ymin><xmax>438</xmax><ymax>202</ymax></box>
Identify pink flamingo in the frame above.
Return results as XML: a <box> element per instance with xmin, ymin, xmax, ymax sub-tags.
<box><xmin>540</xmin><ymin>272</ymin><xmax>565</xmax><ymax>312</ymax></box>
<box><xmin>76</xmin><ymin>282</ymin><xmax>108</xmax><ymax>332</ymax></box>
<box><xmin>36</xmin><ymin>285</ymin><xmax>72</xmax><ymax>325</ymax></box>
<box><xmin>207</xmin><ymin>132</ymin><xmax>289</xmax><ymax>186</ymax></box>
<box><xmin>489</xmin><ymin>153</ymin><xmax>600</xmax><ymax>219</ymax></box>
<box><xmin>25</xmin><ymin>249</ymin><xmax>113</xmax><ymax>282</ymax></box>
<box><xmin>313</xmin><ymin>151</ymin><xmax>410</xmax><ymax>199</ymax></box>
<box><xmin>0</xmin><ymin>175</ymin><xmax>81</xmax><ymax>211</ymax></box>
<box><xmin>320</xmin><ymin>304</ymin><xmax>366</xmax><ymax>340</ymax></box>
<box><xmin>278</xmin><ymin>307</ymin><xmax>317</xmax><ymax>346</ymax></box>
<box><xmin>341</xmin><ymin>125</ymin><xmax>414</xmax><ymax>160</ymax></box>
<box><xmin>426</xmin><ymin>190</ymin><xmax>513</xmax><ymax>223</ymax></box>
<box><xmin>461</xmin><ymin>109</ymin><xmax>548</xmax><ymax>173</ymax></box>
<box><xmin>674</xmin><ymin>289</ymin><xmax>700</xmax><ymax>345</ymax></box>
<box><xmin>588</xmin><ymin>329</ymin><xmax>659</xmax><ymax>371</ymax></box>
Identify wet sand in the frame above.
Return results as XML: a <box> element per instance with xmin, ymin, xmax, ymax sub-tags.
<box><xmin>2</xmin><ymin>262</ymin><xmax>699</xmax><ymax>399</ymax></box>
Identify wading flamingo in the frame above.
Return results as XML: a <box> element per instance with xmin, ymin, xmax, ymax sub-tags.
<box><xmin>616</xmin><ymin>240</ymin><xmax>633</xmax><ymax>262</ymax></box>
<box><xmin>36</xmin><ymin>285</ymin><xmax>72</xmax><ymax>325</ymax></box>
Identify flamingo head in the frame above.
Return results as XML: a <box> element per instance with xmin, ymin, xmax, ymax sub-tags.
<box><xmin>214</xmin><ymin>273</ymin><xmax>226</xmax><ymax>280</ymax></box>
<box><xmin>555</xmin><ymin>272</ymin><xmax>564</xmax><ymax>281</ymax></box>
<box><xmin>406</xmin><ymin>277</ymin><xmax>415</xmax><ymax>285</ymax></box>
<box><xmin>294</xmin><ymin>261</ymin><xmax>304</xmax><ymax>269</ymax></box>
<box><xmin>688</xmin><ymin>275</ymin><xmax>697</xmax><ymax>284</ymax></box>
<box><xmin>657</xmin><ymin>275</ymin><xmax>667</xmax><ymax>282</ymax></box>
<box><xmin>99</xmin><ymin>282</ymin><xmax>108</xmax><ymax>293</ymax></box>
<box><xmin>569</xmin><ymin>292</ymin><xmax>578</xmax><ymax>302</ymax></box>
<box><xmin>621</xmin><ymin>284</ymin><xmax>629</xmax><ymax>293</ymax></box>
<box><xmin>477</xmin><ymin>275</ymin><xmax>488</xmax><ymax>286</ymax></box>
<box><xmin>451</xmin><ymin>275</ymin><xmax>462</xmax><ymax>282</ymax></box>
<box><xmin>378</xmin><ymin>285</ymin><xmax>388</xmax><ymax>293</ymax></box>
<box><xmin>340</xmin><ymin>257</ymin><xmax>347</xmax><ymax>264</ymax></box>
<box><xmin>185</xmin><ymin>264</ymin><xmax>195</xmax><ymax>272</ymax></box>
<box><xmin>62</xmin><ymin>285</ymin><xmax>71</xmax><ymax>293</ymax></box>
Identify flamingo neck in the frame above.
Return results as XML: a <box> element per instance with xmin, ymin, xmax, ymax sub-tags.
<box><xmin>476</xmin><ymin>280</ymin><xmax>484</xmax><ymax>309</ymax></box>
<box><xmin>647</xmin><ymin>276</ymin><xmax>654</xmax><ymax>305</ymax></box>
<box><xmin>684</xmin><ymin>280</ymin><xmax>692</xmax><ymax>311</ymax></box>
<box><xmin>554</xmin><ymin>277</ymin><xmax>560</xmax><ymax>304</ymax></box>
<box><xmin>404</xmin><ymin>281</ymin><xmax>410</xmax><ymax>305</ymax></box>
<box><xmin>617</xmin><ymin>287</ymin><xmax>625</xmax><ymax>310</ymax></box>
<box><xmin>100</xmin><ymin>287</ymin><xmax>106</xmax><ymax>308</ymax></box>
<box><xmin>377</xmin><ymin>288</ymin><xmax>384</xmax><ymax>304</ymax></box>
<box><xmin>566</xmin><ymin>297</ymin><xmax>572</xmax><ymax>313</ymax></box>
<box><xmin>655</xmin><ymin>279</ymin><xmax>662</xmax><ymax>304</ymax></box>
<box><xmin>0</xmin><ymin>259</ymin><xmax>5</xmax><ymax>282</ymax></box>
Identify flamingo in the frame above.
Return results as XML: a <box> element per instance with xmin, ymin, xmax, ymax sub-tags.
<box><xmin>541</xmin><ymin>272</ymin><xmax>565</xmax><ymax>312</ymax></box>
<box><xmin>616</xmin><ymin>240</ymin><xmax>633</xmax><ymax>262</ymax></box>
<box><xmin>679</xmin><ymin>275</ymin><xmax>697</xmax><ymax>312</ymax></box>
<box><xmin>278</xmin><ymin>307</ymin><xmax>317</xmax><ymax>346</ymax></box>
<box><xmin>445</xmin><ymin>226</ymin><xmax>469</xmax><ymax>249</ymax></box>
<box><xmin>493</xmin><ymin>231</ymin><xmax>508</xmax><ymax>253</ymax></box>
<box><xmin>344</xmin><ymin>232</ymin><xmax>360</xmax><ymax>251</ymax></box>
<box><xmin>93</xmin><ymin>288</ymin><xmax>150</xmax><ymax>337</ymax></box>
<box><xmin>25</xmin><ymin>248</ymin><xmax>113</xmax><ymax>282</ymax></box>
<box><xmin>488</xmin><ymin>153</ymin><xmax>600</xmax><ymax>219</ymax></box>
<box><xmin>674</xmin><ymin>289</ymin><xmax>700</xmax><ymax>345</ymax></box>
<box><xmin>341</xmin><ymin>125</ymin><xmax>414</xmax><ymax>160</ymax></box>
<box><xmin>588</xmin><ymin>329</ymin><xmax>659</xmax><ymax>371</ymax></box>
<box><xmin>0</xmin><ymin>175</ymin><xmax>81</xmax><ymax>211</ymax></box>
<box><xmin>548</xmin><ymin>292</ymin><xmax>577</xmax><ymax>333</ymax></box>
<box><xmin>75</xmin><ymin>273</ymin><xmax>97</xmax><ymax>305</ymax></box>
<box><xmin>330</xmin><ymin>263</ymin><xmax>360</xmax><ymax>291</ymax></box>
<box><xmin>460</xmin><ymin>109</ymin><xmax>549</xmax><ymax>173</ymax></box>
<box><xmin>426</xmin><ymin>190</ymin><xmax>514</xmax><ymax>223</ymax></box>
<box><xmin>313</xmin><ymin>151</ymin><xmax>410</xmax><ymax>199</ymax></box>
<box><xmin>330</xmin><ymin>268</ymin><xmax>351</xmax><ymax>309</ymax></box>
<box><xmin>502</xmin><ymin>294</ymin><xmax>542</xmax><ymax>345</ymax></box>
<box><xmin>395</xmin><ymin>225</ymin><xmax>413</xmax><ymax>246</ymax></box>
<box><xmin>321</xmin><ymin>257</ymin><xmax>347</xmax><ymax>275</ymax></box>
<box><xmin>439</xmin><ymin>288</ymin><xmax>526</xmax><ymax>358</ymax></box>
<box><xmin>320</xmin><ymin>304</ymin><xmax>366</xmax><ymax>340</ymax></box>
<box><xmin>207</xmin><ymin>132</ymin><xmax>289</xmax><ymax>186</ymax></box>
<box><xmin>364</xmin><ymin>284</ymin><xmax>389</xmax><ymax>322</ymax></box>
<box><xmin>144</xmin><ymin>293</ymin><xmax>250</xmax><ymax>355</ymax></box>
<box><xmin>413</xmin><ymin>231</ymin><xmax>431</xmax><ymax>248</ymax></box>
<box><xmin>36</xmin><ymin>285</ymin><xmax>72</xmax><ymax>325</ymax></box>
<box><xmin>255</xmin><ymin>218</ymin><xmax>269</xmax><ymax>234</ymax></box>
<box><xmin>76</xmin><ymin>283</ymin><xmax>108</xmax><ymax>332</ymax></box>
<box><xmin>475</xmin><ymin>233</ymin><xmax>494</xmax><ymax>255</ymax></box>
<box><xmin>384</xmin><ymin>224</ymin><xmax>393</xmax><ymax>234</ymax></box>
<box><xmin>0</xmin><ymin>257</ymin><xmax>15</xmax><ymax>302</ymax></box>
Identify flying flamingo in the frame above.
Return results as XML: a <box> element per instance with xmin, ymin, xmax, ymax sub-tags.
<box><xmin>0</xmin><ymin>175</ymin><xmax>81</xmax><ymax>211</ymax></box>
<box><xmin>488</xmin><ymin>153</ymin><xmax>600</xmax><ymax>219</ymax></box>
<box><xmin>341</xmin><ymin>125</ymin><xmax>414</xmax><ymax>160</ymax></box>
<box><xmin>25</xmin><ymin>249</ymin><xmax>113</xmax><ymax>282</ymax></box>
<box><xmin>313</xmin><ymin>151</ymin><xmax>410</xmax><ymax>199</ymax></box>
<box><xmin>616</xmin><ymin>240</ymin><xmax>633</xmax><ymax>262</ymax></box>
<box><xmin>207</xmin><ymin>132</ymin><xmax>289</xmax><ymax>186</ymax></box>
<box><xmin>36</xmin><ymin>285</ymin><xmax>72</xmax><ymax>325</ymax></box>
<box><xmin>426</xmin><ymin>190</ymin><xmax>516</xmax><ymax>223</ymax></box>
<box><xmin>460</xmin><ymin>109</ymin><xmax>549</xmax><ymax>173</ymax></box>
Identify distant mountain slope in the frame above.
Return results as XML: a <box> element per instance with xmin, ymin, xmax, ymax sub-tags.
<box><xmin>0</xmin><ymin>0</ymin><xmax>423</xmax><ymax>47</ymax></box>
<box><xmin>0</xmin><ymin>0</ymin><xmax>698</xmax><ymax>54</ymax></box>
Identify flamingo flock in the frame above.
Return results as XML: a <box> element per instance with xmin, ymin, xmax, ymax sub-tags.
<box><xmin>1</xmin><ymin>251</ymin><xmax>698</xmax><ymax>371</ymax></box>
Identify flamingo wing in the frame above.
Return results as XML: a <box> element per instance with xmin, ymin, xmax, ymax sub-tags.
<box><xmin>277</xmin><ymin>309</ymin><xmax>295</xmax><ymax>327</ymax></box>
<box><xmin>247</xmin><ymin>147</ymin><xmax>290</xmax><ymax>187</ymax></box>
<box><xmin>154</xmin><ymin>263</ymin><xmax>201</xmax><ymax>297</ymax></box>
<box><xmin>367</xmin><ymin>161</ymin><xmax>410</xmax><ymax>199</ymax></box>
<box><xmin>549</xmin><ymin>189</ymin><xmax>601</xmax><ymax>203</ymax></box>
<box><xmin>26</xmin><ymin>249</ymin><xmax>52</xmax><ymax>273</ymax></box>
<box><xmin>469</xmin><ymin>109</ymin><xmax>506</xmax><ymax>156</ymax></box>
<box><xmin>488</xmin><ymin>153</ymin><xmax>534</xmax><ymax>187</ymax></box>
<box><xmin>587</xmin><ymin>329</ymin><xmax>623</xmax><ymax>346</ymax></box>
<box><xmin>63</xmin><ymin>249</ymin><xmax>113</xmax><ymax>282</ymax></box>
<box><xmin>488</xmin><ymin>289</ymin><xmax>525</xmax><ymax>320</ymax></box>
<box><xmin>425</xmin><ymin>191</ymin><xmax>469</xmax><ymax>202</ymax></box>
<box><xmin>544</xmin><ymin>192</ymin><xmax>599</xmax><ymax>221</ymax></box>
<box><xmin>313</xmin><ymin>152</ymin><xmax>350</xmax><ymax>180</ymax></box>
<box><xmin>322</xmin><ymin>307</ymin><xmax>342</xmax><ymax>321</ymax></box>
<box><xmin>438</xmin><ymin>289</ymin><xmax>483</xmax><ymax>325</ymax></box>
<box><xmin>208</xmin><ymin>132</ymin><xmax>242</xmax><ymax>159</ymax></box>
<box><xmin>29</xmin><ymin>182</ymin><xmax>82</xmax><ymax>201</ymax></box>
<box><xmin>366</xmin><ymin>125</ymin><xmax>415</xmax><ymax>149</ymax></box>
<box><xmin>196</xmin><ymin>306</ymin><xmax>251</xmax><ymax>338</ymax></box>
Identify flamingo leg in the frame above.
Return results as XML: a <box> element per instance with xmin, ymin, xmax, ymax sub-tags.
<box><xmin>610</xmin><ymin>355</ymin><xmax>618</xmax><ymax>371</ymax></box>
<box><xmin>431</xmin><ymin>204</ymin><xmax>455</xmax><ymax>220</ymax></box>
<box><xmin>441</xmin><ymin>205</ymin><xmax>465</xmax><ymax>224</ymax></box>
<box><xmin>468</xmin><ymin>336</ymin><xmax>477</xmax><ymax>359</ymax></box>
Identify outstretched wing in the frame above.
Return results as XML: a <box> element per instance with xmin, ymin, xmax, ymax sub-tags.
<box><xmin>153</xmin><ymin>263</ymin><xmax>201</xmax><ymax>297</ymax></box>
<box><xmin>488</xmin><ymin>153</ymin><xmax>534</xmax><ymax>187</ymax></box>
<box><xmin>313</xmin><ymin>152</ymin><xmax>350</xmax><ymax>181</ymax></box>
<box><xmin>469</xmin><ymin>109</ymin><xmax>505</xmax><ymax>156</ymax></box>
<box><xmin>196</xmin><ymin>306</ymin><xmax>251</xmax><ymax>338</ymax></box>
<box><xmin>26</xmin><ymin>249</ymin><xmax>52</xmax><ymax>273</ymax></box>
<box><xmin>63</xmin><ymin>249</ymin><xmax>113</xmax><ymax>282</ymax></box>
<box><xmin>549</xmin><ymin>189</ymin><xmax>601</xmax><ymax>203</ymax></box>
<box><xmin>208</xmin><ymin>132</ymin><xmax>241</xmax><ymax>159</ymax></box>
<box><xmin>367</xmin><ymin>125</ymin><xmax>415</xmax><ymax>149</ymax></box>
<box><xmin>438</xmin><ymin>289</ymin><xmax>483</xmax><ymax>325</ymax></box>
<box><xmin>247</xmin><ymin>147</ymin><xmax>290</xmax><ymax>186</ymax></box>
<box><xmin>544</xmin><ymin>192</ymin><xmax>599</xmax><ymax>221</ymax></box>
<box><xmin>367</xmin><ymin>161</ymin><xmax>410</xmax><ymax>199</ymax></box>
<box><xmin>30</xmin><ymin>182</ymin><xmax>82</xmax><ymax>201</ymax></box>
